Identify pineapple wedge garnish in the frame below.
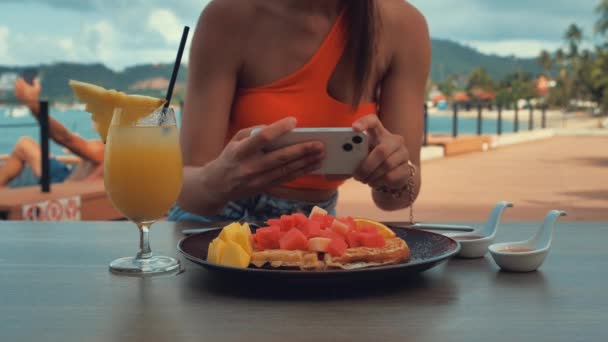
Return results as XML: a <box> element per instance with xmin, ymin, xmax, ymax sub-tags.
<box><xmin>68</xmin><ymin>80</ymin><xmax>166</xmax><ymax>142</ymax></box>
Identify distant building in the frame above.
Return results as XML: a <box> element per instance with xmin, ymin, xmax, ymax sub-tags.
<box><xmin>536</xmin><ymin>75</ymin><xmax>555</xmax><ymax>97</ymax></box>
<box><xmin>0</xmin><ymin>72</ymin><xmax>19</xmax><ymax>100</ymax></box>
<box><xmin>129</xmin><ymin>77</ymin><xmax>170</xmax><ymax>91</ymax></box>
<box><xmin>0</xmin><ymin>72</ymin><xmax>18</xmax><ymax>91</ymax></box>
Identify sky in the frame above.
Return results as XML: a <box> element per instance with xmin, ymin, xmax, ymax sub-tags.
<box><xmin>0</xmin><ymin>0</ymin><xmax>600</xmax><ymax>70</ymax></box>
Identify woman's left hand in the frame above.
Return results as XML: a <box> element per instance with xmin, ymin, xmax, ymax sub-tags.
<box><xmin>352</xmin><ymin>114</ymin><xmax>412</xmax><ymax>191</ymax></box>
<box><xmin>14</xmin><ymin>77</ymin><xmax>41</xmax><ymax>104</ymax></box>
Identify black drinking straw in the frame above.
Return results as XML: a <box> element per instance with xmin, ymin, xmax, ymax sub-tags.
<box><xmin>164</xmin><ymin>26</ymin><xmax>190</xmax><ymax>109</ymax></box>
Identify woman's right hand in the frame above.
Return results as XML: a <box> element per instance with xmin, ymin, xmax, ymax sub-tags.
<box><xmin>204</xmin><ymin>117</ymin><xmax>325</xmax><ymax>202</ymax></box>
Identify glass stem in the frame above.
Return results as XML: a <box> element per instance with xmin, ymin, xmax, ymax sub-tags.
<box><xmin>136</xmin><ymin>223</ymin><xmax>153</xmax><ymax>260</ymax></box>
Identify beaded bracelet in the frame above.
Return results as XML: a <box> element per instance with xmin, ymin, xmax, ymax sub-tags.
<box><xmin>375</xmin><ymin>160</ymin><xmax>417</xmax><ymax>222</ymax></box>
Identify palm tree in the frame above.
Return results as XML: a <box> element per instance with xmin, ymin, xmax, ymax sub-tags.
<box><xmin>591</xmin><ymin>48</ymin><xmax>608</xmax><ymax>113</ymax></box>
<box><xmin>437</xmin><ymin>75</ymin><xmax>458</xmax><ymax>97</ymax></box>
<box><xmin>538</xmin><ymin>50</ymin><xmax>553</xmax><ymax>77</ymax></box>
<box><xmin>596</xmin><ymin>0</ymin><xmax>608</xmax><ymax>38</ymax></box>
<box><xmin>577</xmin><ymin>49</ymin><xmax>596</xmax><ymax>101</ymax></box>
<box><xmin>565</xmin><ymin>24</ymin><xmax>583</xmax><ymax>58</ymax></box>
<box><xmin>554</xmin><ymin>48</ymin><xmax>566</xmax><ymax>76</ymax></box>
<box><xmin>551</xmin><ymin>48</ymin><xmax>570</xmax><ymax>110</ymax></box>
<box><xmin>466</xmin><ymin>67</ymin><xmax>494</xmax><ymax>92</ymax></box>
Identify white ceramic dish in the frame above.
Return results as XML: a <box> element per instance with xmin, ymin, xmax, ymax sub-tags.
<box><xmin>488</xmin><ymin>210</ymin><xmax>567</xmax><ymax>272</ymax></box>
<box><xmin>445</xmin><ymin>201</ymin><xmax>513</xmax><ymax>258</ymax></box>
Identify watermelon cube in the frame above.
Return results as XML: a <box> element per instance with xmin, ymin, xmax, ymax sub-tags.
<box><xmin>279</xmin><ymin>228</ymin><xmax>309</xmax><ymax>251</ymax></box>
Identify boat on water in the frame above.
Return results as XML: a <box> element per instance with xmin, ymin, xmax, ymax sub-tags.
<box><xmin>6</xmin><ymin>106</ymin><xmax>29</xmax><ymax>118</ymax></box>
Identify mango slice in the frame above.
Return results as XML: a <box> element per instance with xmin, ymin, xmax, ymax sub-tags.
<box><xmin>235</xmin><ymin>223</ymin><xmax>253</xmax><ymax>255</ymax></box>
<box><xmin>218</xmin><ymin>222</ymin><xmax>243</xmax><ymax>242</ymax></box>
<box><xmin>220</xmin><ymin>241</ymin><xmax>251</xmax><ymax>268</ymax></box>
<box><xmin>207</xmin><ymin>238</ymin><xmax>227</xmax><ymax>264</ymax></box>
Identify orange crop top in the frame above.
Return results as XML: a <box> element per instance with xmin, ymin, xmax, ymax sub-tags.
<box><xmin>228</xmin><ymin>11</ymin><xmax>377</xmax><ymax>190</ymax></box>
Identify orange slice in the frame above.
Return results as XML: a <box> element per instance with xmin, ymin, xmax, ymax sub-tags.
<box><xmin>353</xmin><ymin>218</ymin><xmax>396</xmax><ymax>238</ymax></box>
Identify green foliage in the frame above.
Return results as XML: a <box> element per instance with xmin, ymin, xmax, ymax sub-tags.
<box><xmin>437</xmin><ymin>75</ymin><xmax>460</xmax><ymax>97</ymax></box>
<box><xmin>538</xmin><ymin>50</ymin><xmax>553</xmax><ymax>77</ymax></box>
<box><xmin>466</xmin><ymin>67</ymin><xmax>495</xmax><ymax>93</ymax></box>
<box><xmin>430</xmin><ymin>39</ymin><xmax>541</xmax><ymax>82</ymax></box>
<box><xmin>497</xmin><ymin>71</ymin><xmax>536</xmax><ymax>105</ymax></box>
<box><xmin>534</xmin><ymin>2</ymin><xmax>608</xmax><ymax>113</ymax></box>
<box><xmin>596</xmin><ymin>0</ymin><xmax>608</xmax><ymax>37</ymax></box>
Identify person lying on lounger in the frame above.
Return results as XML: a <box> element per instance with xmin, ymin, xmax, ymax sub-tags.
<box><xmin>0</xmin><ymin>77</ymin><xmax>104</xmax><ymax>188</ymax></box>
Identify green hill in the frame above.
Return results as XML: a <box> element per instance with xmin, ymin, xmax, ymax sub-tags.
<box><xmin>430</xmin><ymin>39</ymin><xmax>541</xmax><ymax>81</ymax></box>
<box><xmin>0</xmin><ymin>63</ymin><xmax>187</xmax><ymax>102</ymax></box>
<box><xmin>0</xmin><ymin>39</ymin><xmax>542</xmax><ymax>102</ymax></box>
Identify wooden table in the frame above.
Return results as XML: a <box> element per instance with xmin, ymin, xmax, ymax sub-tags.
<box><xmin>1</xmin><ymin>221</ymin><xmax>606</xmax><ymax>342</ymax></box>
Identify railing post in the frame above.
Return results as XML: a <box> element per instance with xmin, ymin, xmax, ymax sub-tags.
<box><xmin>497</xmin><ymin>103</ymin><xmax>503</xmax><ymax>136</ymax></box>
<box><xmin>541</xmin><ymin>104</ymin><xmax>547</xmax><ymax>129</ymax></box>
<box><xmin>423</xmin><ymin>104</ymin><xmax>429</xmax><ymax>146</ymax></box>
<box><xmin>39</xmin><ymin>101</ymin><xmax>50</xmax><ymax>193</ymax></box>
<box><xmin>452</xmin><ymin>103</ymin><xmax>459</xmax><ymax>138</ymax></box>
<box><xmin>529</xmin><ymin>105</ymin><xmax>534</xmax><ymax>131</ymax></box>
<box><xmin>514</xmin><ymin>102</ymin><xmax>519</xmax><ymax>133</ymax></box>
<box><xmin>477</xmin><ymin>102</ymin><xmax>483</xmax><ymax>135</ymax></box>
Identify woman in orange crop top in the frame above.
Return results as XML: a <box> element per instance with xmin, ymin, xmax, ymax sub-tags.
<box><xmin>169</xmin><ymin>0</ymin><xmax>430</xmax><ymax>223</ymax></box>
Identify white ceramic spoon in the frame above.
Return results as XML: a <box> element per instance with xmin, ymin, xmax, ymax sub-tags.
<box><xmin>489</xmin><ymin>210</ymin><xmax>567</xmax><ymax>272</ymax></box>
<box><xmin>445</xmin><ymin>201</ymin><xmax>514</xmax><ymax>258</ymax></box>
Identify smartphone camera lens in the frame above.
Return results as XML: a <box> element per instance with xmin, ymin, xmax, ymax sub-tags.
<box><xmin>343</xmin><ymin>143</ymin><xmax>353</xmax><ymax>152</ymax></box>
<box><xmin>352</xmin><ymin>135</ymin><xmax>363</xmax><ymax>144</ymax></box>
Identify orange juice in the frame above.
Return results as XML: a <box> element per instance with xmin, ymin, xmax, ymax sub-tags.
<box><xmin>104</xmin><ymin>125</ymin><xmax>182</xmax><ymax>223</ymax></box>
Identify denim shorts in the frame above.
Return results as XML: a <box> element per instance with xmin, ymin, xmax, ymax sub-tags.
<box><xmin>167</xmin><ymin>193</ymin><xmax>338</xmax><ymax>224</ymax></box>
<box><xmin>8</xmin><ymin>158</ymin><xmax>73</xmax><ymax>188</ymax></box>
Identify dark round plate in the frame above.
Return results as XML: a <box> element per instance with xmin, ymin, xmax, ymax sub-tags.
<box><xmin>178</xmin><ymin>226</ymin><xmax>460</xmax><ymax>282</ymax></box>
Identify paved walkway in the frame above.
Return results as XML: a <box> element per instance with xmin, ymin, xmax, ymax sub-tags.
<box><xmin>337</xmin><ymin>135</ymin><xmax>608</xmax><ymax>222</ymax></box>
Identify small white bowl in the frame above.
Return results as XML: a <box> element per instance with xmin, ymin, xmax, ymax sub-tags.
<box><xmin>488</xmin><ymin>242</ymin><xmax>548</xmax><ymax>272</ymax></box>
<box><xmin>443</xmin><ymin>201</ymin><xmax>514</xmax><ymax>258</ymax></box>
<box><xmin>488</xmin><ymin>210</ymin><xmax>566</xmax><ymax>272</ymax></box>
<box><xmin>449</xmin><ymin>234</ymin><xmax>495</xmax><ymax>259</ymax></box>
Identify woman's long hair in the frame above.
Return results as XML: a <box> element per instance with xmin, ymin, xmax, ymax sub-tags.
<box><xmin>341</xmin><ymin>0</ymin><xmax>378</xmax><ymax>108</ymax></box>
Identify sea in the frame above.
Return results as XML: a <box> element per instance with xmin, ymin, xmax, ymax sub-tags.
<box><xmin>0</xmin><ymin>107</ymin><xmax>525</xmax><ymax>155</ymax></box>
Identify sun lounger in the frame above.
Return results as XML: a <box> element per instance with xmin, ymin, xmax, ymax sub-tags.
<box><xmin>0</xmin><ymin>179</ymin><xmax>122</xmax><ymax>220</ymax></box>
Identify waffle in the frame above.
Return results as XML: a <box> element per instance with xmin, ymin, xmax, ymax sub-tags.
<box><xmin>250</xmin><ymin>237</ymin><xmax>410</xmax><ymax>271</ymax></box>
<box><xmin>324</xmin><ymin>238</ymin><xmax>411</xmax><ymax>270</ymax></box>
<box><xmin>250</xmin><ymin>250</ymin><xmax>323</xmax><ymax>270</ymax></box>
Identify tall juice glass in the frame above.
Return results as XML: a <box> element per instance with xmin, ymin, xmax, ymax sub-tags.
<box><xmin>104</xmin><ymin>107</ymin><xmax>183</xmax><ymax>275</ymax></box>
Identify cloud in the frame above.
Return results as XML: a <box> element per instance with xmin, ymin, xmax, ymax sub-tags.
<box><xmin>0</xmin><ymin>0</ymin><xmax>599</xmax><ymax>69</ymax></box>
<box><xmin>0</xmin><ymin>0</ymin><xmax>96</xmax><ymax>11</ymax></box>
<box><xmin>0</xmin><ymin>26</ymin><xmax>8</xmax><ymax>59</ymax></box>
<box><xmin>409</xmin><ymin>0</ymin><xmax>597</xmax><ymax>48</ymax></box>
<box><xmin>0</xmin><ymin>0</ymin><xmax>210</xmax><ymax>19</ymax></box>
<box><xmin>147</xmin><ymin>8</ymin><xmax>185</xmax><ymax>45</ymax></box>
<box><xmin>79</xmin><ymin>20</ymin><xmax>118</xmax><ymax>62</ymax></box>
<box><xmin>464</xmin><ymin>40</ymin><xmax>563</xmax><ymax>58</ymax></box>
<box><xmin>0</xmin><ymin>0</ymin><xmax>204</xmax><ymax>69</ymax></box>
<box><xmin>0</xmin><ymin>31</ymin><xmax>78</xmax><ymax>66</ymax></box>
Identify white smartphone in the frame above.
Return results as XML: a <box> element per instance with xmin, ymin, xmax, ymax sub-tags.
<box><xmin>250</xmin><ymin>127</ymin><xmax>369</xmax><ymax>175</ymax></box>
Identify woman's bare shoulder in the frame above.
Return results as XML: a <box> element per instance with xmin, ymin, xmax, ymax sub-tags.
<box><xmin>376</xmin><ymin>0</ymin><xmax>430</xmax><ymax>67</ymax></box>
<box><xmin>377</xmin><ymin>0</ymin><xmax>429</xmax><ymax>38</ymax></box>
<box><xmin>197</xmin><ymin>0</ymin><xmax>263</xmax><ymax>33</ymax></box>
